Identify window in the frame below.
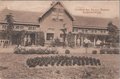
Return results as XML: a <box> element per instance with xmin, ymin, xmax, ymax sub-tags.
<box><xmin>58</xmin><ymin>12</ymin><xmax>64</xmax><ymax>21</ymax></box>
<box><xmin>20</xmin><ymin>26</ymin><xmax>24</xmax><ymax>29</ymax></box>
<box><xmin>28</xmin><ymin>27</ymin><xmax>32</xmax><ymax>30</ymax></box>
<box><xmin>85</xmin><ymin>29</ymin><xmax>88</xmax><ymax>32</ymax></box>
<box><xmin>48</xmin><ymin>28</ymin><xmax>54</xmax><ymax>31</ymax></box>
<box><xmin>104</xmin><ymin>30</ymin><xmax>106</xmax><ymax>33</ymax></box>
<box><xmin>95</xmin><ymin>30</ymin><xmax>97</xmax><ymax>33</ymax></box>
<box><xmin>33</xmin><ymin>27</ymin><xmax>36</xmax><ymax>30</ymax></box>
<box><xmin>82</xmin><ymin>29</ymin><xmax>84</xmax><ymax>33</ymax></box>
<box><xmin>52</xmin><ymin>12</ymin><xmax>57</xmax><ymax>20</ymax></box>
<box><xmin>59</xmin><ymin>16</ymin><xmax>64</xmax><ymax>21</ymax></box>
<box><xmin>15</xmin><ymin>26</ymin><xmax>19</xmax><ymax>29</ymax></box>
<box><xmin>100</xmin><ymin>30</ymin><xmax>103</xmax><ymax>33</ymax></box>
<box><xmin>73</xmin><ymin>28</ymin><xmax>78</xmax><ymax>32</ymax></box>
<box><xmin>46</xmin><ymin>33</ymin><xmax>54</xmax><ymax>40</ymax></box>
<box><xmin>28</xmin><ymin>26</ymin><xmax>36</xmax><ymax>30</ymax></box>
<box><xmin>51</xmin><ymin>8</ymin><xmax>64</xmax><ymax>21</ymax></box>
<box><xmin>14</xmin><ymin>25</ymin><xmax>24</xmax><ymax>29</ymax></box>
<box><xmin>91</xmin><ymin>30</ymin><xmax>94</xmax><ymax>33</ymax></box>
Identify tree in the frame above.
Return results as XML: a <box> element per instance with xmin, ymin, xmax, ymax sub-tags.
<box><xmin>61</xmin><ymin>24</ymin><xmax>67</xmax><ymax>47</ymax></box>
<box><xmin>5</xmin><ymin>13</ymin><xmax>15</xmax><ymax>45</ymax></box>
<box><xmin>37</xmin><ymin>31</ymin><xmax>45</xmax><ymax>46</ymax></box>
<box><xmin>107</xmin><ymin>22</ymin><xmax>118</xmax><ymax>47</ymax></box>
<box><xmin>67</xmin><ymin>32</ymin><xmax>75</xmax><ymax>48</ymax></box>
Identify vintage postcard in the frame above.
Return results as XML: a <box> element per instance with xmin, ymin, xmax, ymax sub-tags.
<box><xmin>0</xmin><ymin>0</ymin><xmax>119</xmax><ymax>79</ymax></box>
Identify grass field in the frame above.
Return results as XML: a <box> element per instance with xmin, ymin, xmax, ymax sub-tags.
<box><xmin>0</xmin><ymin>53</ymin><xmax>119</xmax><ymax>79</ymax></box>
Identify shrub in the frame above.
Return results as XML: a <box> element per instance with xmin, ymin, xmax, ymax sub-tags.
<box><xmin>65</xmin><ymin>49</ymin><xmax>70</xmax><ymax>54</ymax></box>
<box><xmin>107</xmin><ymin>49</ymin><xmax>113</xmax><ymax>54</ymax></box>
<box><xmin>113</xmin><ymin>49</ymin><xmax>119</xmax><ymax>54</ymax></box>
<box><xmin>100</xmin><ymin>49</ymin><xmax>105</xmax><ymax>54</ymax></box>
<box><xmin>54</xmin><ymin>38</ymin><xmax>61</xmax><ymax>46</ymax></box>
<box><xmin>14</xmin><ymin>48</ymin><xmax>21</xmax><ymax>54</ymax></box>
<box><xmin>26</xmin><ymin>58</ymin><xmax>38</xmax><ymax>67</ymax></box>
<box><xmin>92</xmin><ymin>50</ymin><xmax>97</xmax><ymax>54</ymax></box>
<box><xmin>50</xmin><ymin>38</ymin><xmax>63</xmax><ymax>47</ymax></box>
<box><xmin>14</xmin><ymin>48</ymin><xmax>26</xmax><ymax>54</ymax></box>
<box><xmin>55</xmin><ymin>70</ymin><xmax>61</xmax><ymax>74</ymax></box>
<box><xmin>27</xmin><ymin>49</ymin><xmax>36</xmax><ymax>54</ymax></box>
<box><xmin>100</xmin><ymin>48</ymin><xmax>119</xmax><ymax>54</ymax></box>
<box><xmin>67</xmin><ymin>32</ymin><xmax>75</xmax><ymax>48</ymax></box>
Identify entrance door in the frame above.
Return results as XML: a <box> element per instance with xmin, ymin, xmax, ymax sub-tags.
<box><xmin>12</xmin><ymin>34</ymin><xmax>21</xmax><ymax>45</ymax></box>
<box><xmin>30</xmin><ymin>33</ymin><xmax>35</xmax><ymax>45</ymax></box>
<box><xmin>46</xmin><ymin>33</ymin><xmax>54</xmax><ymax>40</ymax></box>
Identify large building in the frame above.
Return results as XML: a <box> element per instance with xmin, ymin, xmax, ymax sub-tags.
<box><xmin>0</xmin><ymin>1</ymin><xmax>119</xmax><ymax>47</ymax></box>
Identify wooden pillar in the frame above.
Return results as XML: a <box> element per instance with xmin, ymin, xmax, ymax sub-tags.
<box><xmin>74</xmin><ymin>34</ymin><xmax>77</xmax><ymax>47</ymax></box>
<box><xmin>45</xmin><ymin>32</ymin><xmax>47</xmax><ymax>43</ymax></box>
<box><xmin>93</xmin><ymin>36</ymin><xmax>96</xmax><ymax>47</ymax></box>
<box><xmin>21</xmin><ymin>35</ymin><xmax>24</xmax><ymax>46</ymax></box>
<box><xmin>103</xmin><ymin>36</ymin><xmax>106</xmax><ymax>43</ymax></box>
<box><xmin>35</xmin><ymin>32</ymin><xmax>38</xmax><ymax>45</ymax></box>
<box><xmin>103</xmin><ymin>36</ymin><xmax>106</xmax><ymax>47</ymax></box>
<box><xmin>24</xmin><ymin>35</ymin><xmax>27</xmax><ymax>46</ymax></box>
<box><xmin>81</xmin><ymin>36</ymin><xmax>84</xmax><ymax>47</ymax></box>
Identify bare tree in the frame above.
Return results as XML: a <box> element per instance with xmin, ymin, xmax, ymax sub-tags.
<box><xmin>61</xmin><ymin>24</ymin><xmax>67</xmax><ymax>47</ymax></box>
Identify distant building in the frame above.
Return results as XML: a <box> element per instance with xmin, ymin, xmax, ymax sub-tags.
<box><xmin>0</xmin><ymin>1</ymin><xmax>119</xmax><ymax>47</ymax></box>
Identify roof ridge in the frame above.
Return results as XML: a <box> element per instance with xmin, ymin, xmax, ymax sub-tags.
<box><xmin>1</xmin><ymin>7</ymin><xmax>43</xmax><ymax>14</ymax></box>
<box><xmin>74</xmin><ymin>15</ymin><xmax>112</xmax><ymax>20</ymax></box>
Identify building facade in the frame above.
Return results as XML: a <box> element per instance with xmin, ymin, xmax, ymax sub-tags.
<box><xmin>0</xmin><ymin>1</ymin><xmax>119</xmax><ymax>47</ymax></box>
<box><xmin>0</xmin><ymin>22</ymin><xmax>39</xmax><ymax>47</ymax></box>
<box><xmin>39</xmin><ymin>2</ymin><xmax>74</xmax><ymax>44</ymax></box>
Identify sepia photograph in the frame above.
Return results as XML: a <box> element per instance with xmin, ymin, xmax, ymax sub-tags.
<box><xmin>0</xmin><ymin>0</ymin><xmax>119</xmax><ymax>79</ymax></box>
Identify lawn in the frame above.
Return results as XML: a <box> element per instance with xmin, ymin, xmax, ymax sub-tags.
<box><xmin>0</xmin><ymin>53</ymin><xmax>119</xmax><ymax>79</ymax></box>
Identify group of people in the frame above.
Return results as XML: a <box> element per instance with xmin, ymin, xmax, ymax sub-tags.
<box><xmin>0</xmin><ymin>40</ymin><xmax>9</xmax><ymax>48</ymax></box>
<box><xmin>76</xmin><ymin>38</ymin><xmax>103</xmax><ymax>48</ymax></box>
<box><xmin>23</xmin><ymin>35</ymin><xmax>35</xmax><ymax>46</ymax></box>
<box><xmin>26</xmin><ymin>55</ymin><xmax>101</xmax><ymax>67</ymax></box>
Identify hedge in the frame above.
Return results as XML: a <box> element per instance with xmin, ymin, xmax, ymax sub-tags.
<box><xmin>100</xmin><ymin>48</ymin><xmax>119</xmax><ymax>54</ymax></box>
<box><xmin>14</xmin><ymin>47</ymin><xmax>58</xmax><ymax>54</ymax></box>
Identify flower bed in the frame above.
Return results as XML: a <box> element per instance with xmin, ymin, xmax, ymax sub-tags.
<box><xmin>26</xmin><ymin>56</ymin><xmax>101</xmax><ymax>67</ymax></box>
<box><xmin>14</xmin><ymin>46</ymin><xmax>58</xmax><ymax>54</ymax></box>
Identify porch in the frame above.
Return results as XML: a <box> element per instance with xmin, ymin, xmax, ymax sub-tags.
<box><xmin>73</xmin><ymin>33</ymin><xmax>109</xmax><ymax>48</ymax></box>
<box><xmin>11</xmin><ymin>31</ymin><xmax>38</xmax><ymax>46</ymax></box>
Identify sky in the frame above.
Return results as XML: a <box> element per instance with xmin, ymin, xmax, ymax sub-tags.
<box><xmin>0</xmin><ymin>1</ymin><xmax>119</xmax><ymax>18</ymax></box>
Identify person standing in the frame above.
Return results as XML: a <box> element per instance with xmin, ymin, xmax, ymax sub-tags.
<box><xmin>77</xmin><ymin>38</ymin><xmax>80</xmax><ymax>47</ymax></box>
<box><xmin>24</xmin><ymin>35</ymin><xmax>27</xmax><ymax>46</ymax></box>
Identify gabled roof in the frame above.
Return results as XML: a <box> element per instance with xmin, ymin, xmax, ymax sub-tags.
<box><xmin>39</xmin><ymin>1</ymin><xmax>74</xmax><ymax>21</ymax></box>
<box><xmin>0</xmin><ymin>8</ymin><xmax>119</xmax><ymax>29</ymax></box>
<box><xmin>0</xmin><ymin>8</ymin><xmax>42</xmax><ymax>25</ymax></box>
<box><xmin>73</xmin><ymin>16</ymin><xmax>120</xmax><ymax>29</ymax></box>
